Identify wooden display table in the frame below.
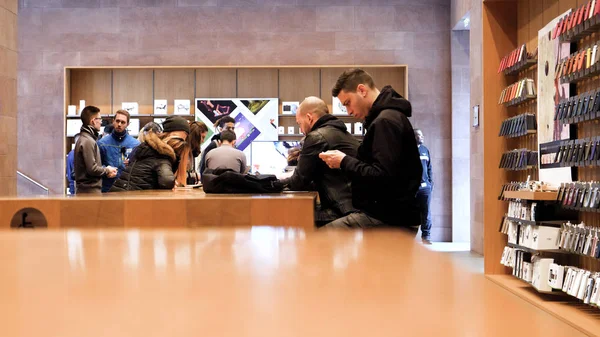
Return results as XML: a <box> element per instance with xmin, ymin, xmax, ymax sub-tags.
<box><xmin>0</xmin><ymin>190</ymin><xmax>317</xmax><ymax>229</ymax></box>
<box><xmin>0</xmin><ymin>229</ymin><xmax>587</xmax><ymax>337</ymax></box>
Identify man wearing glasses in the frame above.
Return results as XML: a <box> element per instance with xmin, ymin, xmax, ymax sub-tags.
<box><xmin>97</xmin><ymin>110</ymin><xmax>140</xmax><ymax>192</ymax></box>
<box><xmin>74</xmin><ymin>106</ymin><xmax>117</xmax><ymax>194</ymax></box>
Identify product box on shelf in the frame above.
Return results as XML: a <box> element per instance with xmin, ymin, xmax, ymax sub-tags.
<box><xmin>532</xmin><ymin>257</ymin><xmax>554</xmax><ymax>293</ymax></box>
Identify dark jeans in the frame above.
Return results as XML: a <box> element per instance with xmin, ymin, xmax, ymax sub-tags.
<box><xmin>75</xmin><ymin>185</ymin><xmax>102</xmax><ymax>194</ymax></box>
<box><xmin>321</xmin><ymin>212</ymin><xmax>419</xmax><ymax>236</ymax></box>
<box><xmin>416</xmin><ymin>185</ymin><xmax>432</xmax><ymax>239</ymax></box>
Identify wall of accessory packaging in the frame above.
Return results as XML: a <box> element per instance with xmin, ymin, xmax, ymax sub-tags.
<box><xmin>554</xmin><ymin>0</ymin><xmax>600</xmax><ymax>275</ymax></box>
<box><xmin>496</xmin><ymin>0</ymin><xmax>600</xmax><ymax>308</ymax></box>
<box><xmin>498</xmin><ymin>42</ymin><xmax>539</xmax><ymax>179</ymax></box>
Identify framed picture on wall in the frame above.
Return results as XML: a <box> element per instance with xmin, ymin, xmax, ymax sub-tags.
<box><xmin>174</xmin><ymin>100</ymin><xmax>191</xmax><ymax>115</ymax></box>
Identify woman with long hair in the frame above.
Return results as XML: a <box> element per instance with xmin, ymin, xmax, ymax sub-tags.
<box><xmin>109</xmin><ymin>116</ymin><xmax>191</xmax><ymax>191</ymax></box>
<box><xmin>187</xmin><ymin>121</ymin><xmax>209</xmax><ymax>184</ymax></box>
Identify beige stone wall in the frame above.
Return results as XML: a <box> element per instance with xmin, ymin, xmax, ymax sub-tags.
<box><xmin>451</xmin><ymin>0</ymin><xmax>483</xmax><ymax>253</ymax></box>
<box><xmin>0</xmin><ymin>0</ymin><xmax>17</xmax><ymax>196</ymax></box>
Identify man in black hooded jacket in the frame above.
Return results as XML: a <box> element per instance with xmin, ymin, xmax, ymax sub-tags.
<box><xmin>278</xmin><ymin>96</ymin><xmax>360</xmax><ymax>227</ymax></box>
<box><xmin>319</xmin><ymin>68</ymin><xmax>422</xmax><ymax>229</ymax></box>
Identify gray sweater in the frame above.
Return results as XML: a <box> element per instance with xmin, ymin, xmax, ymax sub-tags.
<box><xmin>205</xmin><ymin>144</ymin><xmax>247</xmax><ymax>174</ymax></box>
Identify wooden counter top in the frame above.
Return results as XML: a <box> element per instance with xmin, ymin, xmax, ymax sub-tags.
<box><xmin>0</xmin><ymin>229</ymin><xmax>589</xmax><ymax>337</ymax></box>
<box><xmin>0</xmin><ymin>190</ymin><xmax>317</xmax><ymax>229</ymax></box>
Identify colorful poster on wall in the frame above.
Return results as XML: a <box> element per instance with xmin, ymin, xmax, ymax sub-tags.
<box><xmin>233</xmin><ymin>113</ymin><xmax>261</xmax><ymax>151</ymax></box>
<box><xmin>195</xmin><ymin>98</ymin><xmax>279</xmax><ymax>151</ymax></box>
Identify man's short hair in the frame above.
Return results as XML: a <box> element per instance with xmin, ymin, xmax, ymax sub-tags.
<box><xmin>331</xmin><ymin>68</ymin><xmax>376</xmax><ymax>97</ymax></box>
<box><xmin>115</xmin><ymin>109</ymin><xmax>130</xmax><ymax>123</ymax></box>
<box><xmin>220</xmin><ymin>130</ymin><xmax>236</xmax><ymax>143</ymax></box>
<box><xmin>80</xmin><ymin>106</ymin><xmax>100</xmax><ymax>125</ymax></box>
<box><xmin>216</xmin><ymin>116</ymin><xmax>236</xmax><ymax>128</ymax></box>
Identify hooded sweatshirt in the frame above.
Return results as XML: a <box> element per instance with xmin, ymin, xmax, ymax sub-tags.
<box><xmin>340</xmin><ymin>85</ymin><xmax>423</xmax><ymax>227</ymax></box>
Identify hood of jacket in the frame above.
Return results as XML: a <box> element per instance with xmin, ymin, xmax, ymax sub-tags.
<box><xmin>365</xmin><ymin>85</ymin><xmax>412</xmax><ymax>128</ymax></box>
<box><xmin>311</xmin><ymin>114</ymin><xmax>348</xmax><ymax>133</ymax></box>
<box><xmin>134</xmin><ymin>132</ymin><xmax>176</xmax><ymax>162</ymax></box>
<box><xmin>80</xmin><ymin>125</ymin><xmax>99</xmax><ymax>140</ymax></box>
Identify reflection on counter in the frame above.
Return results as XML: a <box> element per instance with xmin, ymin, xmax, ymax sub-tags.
<box><xmin>64</xmin><ymin>227</ymin><xmax>368</xmax><ymax>274</ymax></box>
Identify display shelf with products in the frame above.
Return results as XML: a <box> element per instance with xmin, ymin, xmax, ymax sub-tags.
<box><xmin>498</xmin><ymin>78</ymin><xmax>537</xmax><ymax>106</ymax></box>
<box><xmin>499</xmin><ymin>113</ymin><xmax>537</xmax><ymax>138</ymax></box>
<box><xmin>499</xmin><ymin>149</ymin><xmax>538</xmax><ymax>170</ymax></box>
<box><xmin>485</xmin><ymin>1</ymin><xmax>600</xmax><ymax>333</ymax></box>
<box><xmin>502</xmin><ymin>190</ymin><xmax>559</xmax><ymax>201</ymax></box>
<box><xmin>507</xmin><ymin>242</ymin><xmax>566</xmax><ymax>255</ymax></box>
<box><xmin>557</xmin><ymin>0</ymin><xmax>600</xmax><ymax>43</ymax></box>
<box><xmin>505</xmin><ymin>217</ymin><xmax>565</xmax><ymax>227</ymax></box>
<box><xmin>498</xmin><ymin>44</ymin><xmax>538</xmax><ymax>76</ymax></box>
<box><xmin>553</xmin><ymin>89</ymin><xmax>600</xmax><ymax>124</ymax></box>
<box><xmin>504</xmin><ymin>95</ymin><xmax>537</xmax><ymax>107</ymax></box>
<box><xmin>504</xmin><ymin>59</ymin><xmax>538</xmax><ymax>76</ymax></box>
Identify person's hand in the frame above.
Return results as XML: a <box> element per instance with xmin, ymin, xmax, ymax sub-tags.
<box><xmin>106</xmin><ymin>166</ymin><xmax>117</xmax><ymax>178</ymax></box>
<box><xmin>319</xmin><ymin>150</ymin><xmax>346</xmax><ymax>169</ymax></box>
<box><xmin>123</xmin><ymin>158</ymin><xmax>129</xmax><ymax>166</ymax></box>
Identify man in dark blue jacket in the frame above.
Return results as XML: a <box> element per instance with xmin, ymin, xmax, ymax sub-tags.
<box><xmin>415</xmin><ymin>129</ymin><xmax>433</xmax><ymax>244</ymax></box>
<box><xmin>65</xmin><ymin>133</ymin><xmax>79</xmax><ymax>194</ymax></box>
<box><xmin>319</xmin><ymin>68</ymin><xmax>422</xmax><ymax>230</ymax></box>
<box><xmin>98</xmin><ymin>110</ymin><xmax>140</xmax><ymax>192</ymax></box>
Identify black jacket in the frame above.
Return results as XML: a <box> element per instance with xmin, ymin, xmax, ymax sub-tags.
<box><xmin>418</xmin><ymin>144</ymin><xmax>433</xmax><ymax>189</ymax></box>
<box><xmin>109</xmin><ymin>132</ymin><xmax>177</xmax><ymax>192</ymax></box>
<box><xmin>280</xmin><ymin>114</ymin><xmax>359</xmax><ymax>223</ymax></box>
<box><xmin>340</xmin><ymin>86</ymin><xmax>423</xmax><ymax>227</ymax></box>
<box><xmin>199</xmin><ymin>133</ymin><xmax>220</xmax><ymax>175</ymax></box>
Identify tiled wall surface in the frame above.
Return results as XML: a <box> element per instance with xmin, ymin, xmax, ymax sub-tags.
<box><xmin>17</xmin><ymin>0</ymin><xmax>452</xmax><ymax>240</ymax></box>
<box><xmin>451</xmin><ymin>29</ymin><xmax>470</xmax><ymax>243</ymax></box>
<box><xmin>451</xmin><ymin>0</ymin><xmax>482</xmax><ymax>254</ymax></box>
<box><xmin>0</xmin><ymin>0</ymin><xmax>17</xmax><ymax>196</ymax></box>
<box><xmin>469</xmin><ymin>0</ymin><xmax>483</xmax><ymax>255</ymax></box>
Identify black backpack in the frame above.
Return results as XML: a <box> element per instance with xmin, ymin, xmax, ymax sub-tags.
<box><xmin>202</xmin><ymin>168</ymin><xmax>284</xmax><ymax>194</ymax></box>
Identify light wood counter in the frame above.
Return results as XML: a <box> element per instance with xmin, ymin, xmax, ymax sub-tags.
<box><xmin>0</xmin><ymin>190</ymin><xmax>317</xmax><ymax>229</ymax></box>
<box><xmin>0</xmin><ymin>229</ymin><xmax>588</xmax><ymax>337</ymax></box>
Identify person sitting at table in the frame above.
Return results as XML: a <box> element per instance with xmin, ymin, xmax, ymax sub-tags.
<box><xmin>199</xmin><ymin>116</ymin><xmax>236</xmax><ymax>175</ymax></box>
<box><xmin>204</xmin><ymin>130</ymin><xmax>247</xmax><ymax>174</ymax></box>
<box><xmin>278</xmin><ymin>96</ymin><xmax>359</xmax><ymax>227</ymax></box>
<box><xmin>109</xmin><ymin>116</ymin><xmax>190</xmax><ymax>191</ymax></box>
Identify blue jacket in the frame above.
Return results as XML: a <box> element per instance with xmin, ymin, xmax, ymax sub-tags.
<box><xmin>66</xmin><ymin>150</ymin><xmax>75</xmax><ymax>194</ymax></box>
<box><xmin>98</xmin><ymin>131</ymin><xmax>140</xmax><ymax>192</ymax></box>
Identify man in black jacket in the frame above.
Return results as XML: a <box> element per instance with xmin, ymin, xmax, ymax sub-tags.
<box><xmin>279</xmin><ymin>96</ymin><xmax>360</xmax><ymax>227</ymax></box>
<box><xmin>319</xmin><ymin>68</ymin><xmax>422</xmax><ymax>229</ymax></box>
<box><xmin>415</xmin><ymin>129</ymin><xmax>434</xmax><ymax>244</ymax></box>
<box><xmin>199</xmin><ymin>116</ymin><xmax>235</xmax><ymax>175</ymax></box>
